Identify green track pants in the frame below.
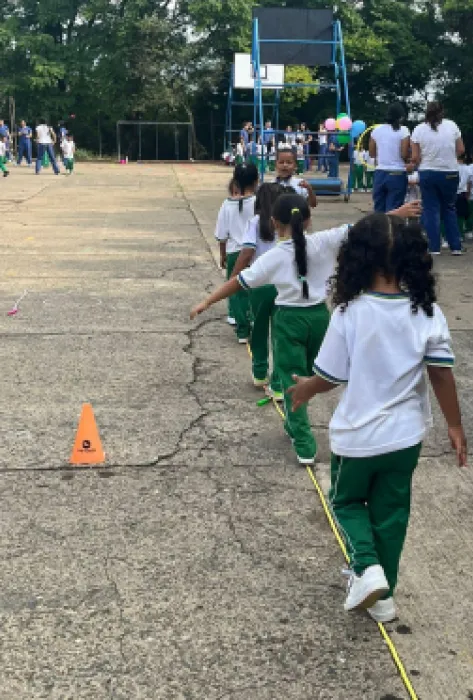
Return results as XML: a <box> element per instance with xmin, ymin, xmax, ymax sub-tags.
<box><xmin>365</xmin><ymin>171</ymin><xmax>374</xmax><ymax>190</ymax></box>
<box><xmin>353</xmin><ymin>164</ymin><xmax>365</xmax><ymax>190</ymax></box>
<box><xmin>273</xmin><ymin>303</ymin><xmax>330</xmax><ymax>460</ymax></box>
<box><xmin>329</xmin><ymin>443</ymin><xmax>422</xmax><ymax>596</ymax></box>
<box><xmin>249</xmin><ymin>285</ymin><xmax>280</xmax><ymax>391</ymax></box>
<box><xmin>0</xmin><ymin>156</ymin><xmax>8</xmax><ymax>173</ymax></box>
<box><xmin>227</xmin><ymin>252</ymin><xmax>251</xmax><ymax>340</ymax></box>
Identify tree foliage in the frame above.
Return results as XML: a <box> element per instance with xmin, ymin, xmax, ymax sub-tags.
<box><xmin>0</xmin><ymin>0</ymin><xmax>471</xmax><ymax>155</ymax></box>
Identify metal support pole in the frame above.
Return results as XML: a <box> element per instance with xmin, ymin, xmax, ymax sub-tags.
<box><xmin>117</xmin><ymin>122</ymin><xmax>121</xmax><ymax>161</ymax></box>
<box><xmin>138</xmin><ymin>122</ymin><xmax>142</xmax><ymax>162</ymax></box>
<box><xmin>156</xmin><ymin>124</ymin><xmax>159</xmax><ymax>160</ymax></box>
<box><xmin>174</xmin><ymin>124</ymin><xmax>179</xmax><ymax>161</ymax></box>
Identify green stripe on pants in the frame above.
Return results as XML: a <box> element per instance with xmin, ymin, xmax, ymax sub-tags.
<box><xmin>226</xmin><ymin>252</ymin><xmax>251</xmax><ymax>340</ymax></box>
<box><xmin>249</xmin><ymin>285</ymin><xmax>280</xmax><ymax>390</ymax></box>
<box><xmin>329</xmin><ymin>443</ymin><xmax>421</xmax><ymax>596</ymax></box>
<box><xmin>273</xmin><ymin>303</ymin><xmax>330</xmax><ymax>460</ymax></box>
<box><xmin>0</xmin><ymin>155</ymin><xmax>7</xmax><ymax>173</ymax></box>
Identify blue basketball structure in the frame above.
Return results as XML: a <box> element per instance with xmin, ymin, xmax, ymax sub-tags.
<box><xmin>248</xmin><ymin>13</ymin><xmax>353</xmax><ymax>200</ymax></box>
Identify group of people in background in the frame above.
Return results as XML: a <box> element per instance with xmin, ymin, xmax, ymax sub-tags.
<box><xmin>228</xmin><ymin>119</ymin><xmax>346</xmax><ymax>179</ymax></box>
<box><xmin>0</xmin><ymin>118</ymin><xmax>76</xmax><ymax>178</ymax></box>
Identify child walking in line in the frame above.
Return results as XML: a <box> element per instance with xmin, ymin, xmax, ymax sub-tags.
<box><xmin>195</xmin><ymin>196</ymin><xmax>421</xmax><ymax>465</ymax></box>
<box><xmin>214</xmin><ymin>163</ymin><xmax>259</xmax><ymax>342</ymax></box>
<box><xmin>61</xmin><ymin>133</ymin><xmax>75</xmax><ymax>174</ymax></box>
<box><xmin>231</xmin><ymin>183</ymin><xmax>288</xmax><ymax>399</ymax></box>
<box><xmin>274</xmin><ymin>147</ymin><xmax>318</xmax><ymax>207</ymax></box>
<box><xmin>456</xmin><ymin>154</ymin><xmax>472</xmax><ymax>239</ymax></box>
<box><xmin>0</xmin><ymin>135</ymin><xmax>9</xmax><ymax>177</ymax></box>
<box><xmin>363</xmin><ymin>149</ymin><xmax>375</xmax><ymax>191</ymax></box>
<box><xmin>289</xmin><ymin>212</ymin><xmax>467</xmax><ymax>622</ymax></box>
<box><xmin>352</xmin><ymin>147</ymin><xmax>366</xmax><ymax>192</ymax></box>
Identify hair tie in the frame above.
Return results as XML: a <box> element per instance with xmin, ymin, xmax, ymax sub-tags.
<box><xmin>291</xmin><ymin>208</ymin><xmax>300</xmax><ymax>215</ymax></box>
<box><xmin>299</xmin><ymin>275</ymin><xmax>307</xmax><ymax>282</ymax></box>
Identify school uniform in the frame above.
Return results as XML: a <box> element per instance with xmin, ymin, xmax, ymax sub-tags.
<box><xmin>296</xmin><ymin>144</ymin><xmax>305</xmax><ymax>175</ymax></box>
<box><xmin>327</xmin><ymin>134</ymin><xmax>341</xmax><ymax>178</ymax></box>
<box><xmin>62</xmin><ymin>140</ymin><xmax>75</xmax><ymax>173</ymax></box>
<box><xmin>0</xmin><ymin>125</ymin><xmax>11</xmax><ymax>159</ymax></box>
<box><xmin>363</xmin><ymin>151</ymin><xmax>375</xmax><ymax>190</ymax></box>
<box><xmin>371</xmin><ymin>124</ymin><xmax>410</xmax><ymax>212</ymax></box>
<box><xmin>0</xmin><ymin>141</ymin><xmax>8</xmax><ymax>174</ymax></box>
<box><xmin>352</xmin><ymin>150</ymin><xmax>365</xmax><ymax>191</ymax></box>
<box><xmin>268</xmin><ymin>147</ymin><xmax>276</xmax><ymax>172</ymax></box>
<box><xmin>274</xmin><ymin>175</ymin><xmax>308</xmax><ymax>199</ymax></box>
<box><xmin>314</xmin><ymin>294</ymin><xmax>454</xmax><ymax>595</ymax></box>
<box><xmin>17</xmin><ymin>125</ymin><xmax>32</xmax><ymax>165</ymax></box>
<box><xmin>235</xmin><ymin>142</ymin><xmax>245</xmax><ymax>166</ymax></box>
<box><xmin>455</xmin><ymin>164</ymin><xmax>471</xmax><ymax>236</ymax></box>
<box><xmin>242</xmin><ymin>215</ymin><xmax>280</xmax><ymax>390</ymax></box>
<box><xmin>215</xmin><ymin>196</ymin><xmax>255</xmax><ymax>340</ymax></box>
<box><xmin>239</xmin><ymin>224</ymin><xmax>350</xmax><ymax>461</ymax></box>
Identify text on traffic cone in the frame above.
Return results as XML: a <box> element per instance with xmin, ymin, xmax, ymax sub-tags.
<box><xmin>70</xmin><ymin>403</ymin><xmax>105</xmax><ymax>465</ymax></box>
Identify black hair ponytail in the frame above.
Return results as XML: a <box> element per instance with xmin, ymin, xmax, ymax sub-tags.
<box><xmin>272</xmin><ymin>193</ymin><xmax>311</xmax><ymax>299</ymax></box>
<box><xmin>255</xmin><ymin>183</ymin><xmax>287</xmax><ymax>242</ymax></box>
<box><xmin>233</xmin><ymin>163</ymin><xmax>259</xmax><ymax>212</ymax></box>
<box><xmin>291</xmin><ymin>209</ymin><xmax>309</xmax><ymax>299</ymax></box>
<box><xmin>386</xmin><ymin>102</ymin><xmax>406</xmax><ymax>132</ymax></box>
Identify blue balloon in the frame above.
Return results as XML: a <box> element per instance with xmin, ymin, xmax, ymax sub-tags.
<box><xmin>351</xmin><ymin>120</ymin><xmax>366</xmax><ymax>139</ymax></box>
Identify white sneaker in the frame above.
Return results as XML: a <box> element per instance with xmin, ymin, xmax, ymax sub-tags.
<box><xmin>431</xmin><ymin>251</ymin><xmax>441</xmax><ymax>255</ymax></box>
<box><xmin>465</xmin><ymin>232</ymin><xmax>473</xmax><ymax>241</ymax></box>
<box><xmin>297</xmin><ymin>454</ymin><xmax>315</xmax><ymax>466</ymax></box>
<box><xmin>267</xmin><ymin>387</ymin><xmax>284</xmax><ymax>402</ymax></box>
<box><xmin>238</xmin><ymin>338</ymin><xmax>249</xmax><ymax>345</ymax></box>
<box><xmin>367</xmin><ymin>597</ymin><xmax>396</xmax><ymax>623</ymax></box>
<box><xmin>441</xmin><ymin>240</ymin><xmax>449</xmax><ymax>249</ymax></box>
<box><xmin>253</xmin><ymin>376</ymin><xmax>268</xmax><ymax>388</ymax></box>
<box><xmin>343</xmin><ymin>565</ymin><xmax>389</xmax><ymax>612</ymax></box>
<box><xmin>451</xmin><ymin>249</ymin><xmax>463</xmax><ymax>256</ymax></box>
<box><xmin>227</xmin><ymin>316</ymin><xmax>236</xmax><ymax>326</ymax></box>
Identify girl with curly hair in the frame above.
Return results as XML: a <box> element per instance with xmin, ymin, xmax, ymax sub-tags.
<box><xmin>289</xmin><ymin>212</ymin><xmax>467</xmax><ymax>622</ymax></box>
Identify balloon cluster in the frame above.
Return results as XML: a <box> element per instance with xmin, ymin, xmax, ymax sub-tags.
<box><xmin>323</xmin><ymin>115</ymin><xmax>367</xmax><ymax>143</ymax></box>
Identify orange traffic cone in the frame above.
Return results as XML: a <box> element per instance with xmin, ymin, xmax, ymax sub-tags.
<box><xmin>70</xmin><ymin>403</ymin><xmax>105</xmax><ymax>465</ymax></box>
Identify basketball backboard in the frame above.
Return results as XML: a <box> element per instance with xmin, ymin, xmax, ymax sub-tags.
<box><xmin>233</xmin><ymin>53</ymin><xmax>284</xmax><ymax>90</ymax></box>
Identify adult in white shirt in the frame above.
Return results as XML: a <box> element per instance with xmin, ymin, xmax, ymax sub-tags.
<box><xmin>35</xmin><ymin>118</ymin><xmax>60</xmax><ymax>175</ymax></box>
<box><xmin>411</xmin><ymin>102</ymin><xmax>464</xmax><ymax>254</ymax></box>
<box><xmin>369</xmin><ymin>103</ymin><xmax>410</xmax><ymax>212</ymax></box>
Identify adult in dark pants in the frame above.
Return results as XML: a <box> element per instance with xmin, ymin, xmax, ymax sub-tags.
<box><xmin>411</xmin><ymin>102</ymin><xmax>464</xmax><ymax>255</ymax></box>
<box><xmin>17</xmin><ymin>120</ymin><xmax>32</xmax><ymax>165</ymax></box>
<box><xmin>369</xmin><ymin>103</ymin><xmax>410</xmax><ymax>212</ymax></box>
<box><xmin>35</xmin><ymin>119</ymin><xmax>60</xmax><ymax>175</ymax></box>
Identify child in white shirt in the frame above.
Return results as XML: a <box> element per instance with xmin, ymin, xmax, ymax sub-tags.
<box><xmin>0</xmin><ymin>137</ymin><xmax>9</xmax><ymax>177</ymax></box>
<box><xmin>214</xmin><ymin>163</ymin><xmax>259</xmax><ymax>341</ymax></box>
<box><xmin>288</xmin><ymin>211</ymin><xmax>466</xmax><ymax>623</ymax></box>
<box><xmin>61</xmin><ymin>134</ymin><xmax>75</xmax><ymax>174</ymax></box>
<box><xmin>274</xmin><ymin>147</ymin><xmax>317</xmax><ymax>207</ymax></box>
<box><xmin>193</xmin><ymin>196</ymin><xmax>421</xmax><ymax>466</ymax></box>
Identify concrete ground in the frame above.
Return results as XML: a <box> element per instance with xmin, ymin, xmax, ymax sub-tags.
<box><xmin>0</xmin><ymin>162</ymin><xmax>472</xmax><ymax>700</ymax></box>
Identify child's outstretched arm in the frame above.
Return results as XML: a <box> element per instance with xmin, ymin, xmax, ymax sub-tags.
<box><xmin>190</xmin><ymin>277</ymin><xmax>241</xmax><ymax>320</ymax></box>
<box><xmin>427</xmin><ymin>366</ymin><xmax>467</xmax><ymax>467</ymax></box>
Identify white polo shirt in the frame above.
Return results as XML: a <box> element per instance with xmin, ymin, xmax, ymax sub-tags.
<box><xmin>238</xmin><ymin>225</ymin><xmax>350</xmax><ymax>306</ymax></box>
<box><xmin>214</xmin><ymin>196</ymin><xmax>256</xmax><ymax>254</ymax></box>
<box><xmin>371</xmin><ymin>124</ymin><xmax>410</xmax><ymax>171</ymax></box>
<box><xmin>314</xmin><ymin>295</ymin><xmax>455</xmax><ymax>457</ymax></box>
<box><xmin>36</xmin><ymin>124</ymin><xmax>53</xmax><ymax>145</ymax></box>
<box><xmin>243</xmin><ymin>215</ymin><xmax>277</xmax><ymax>261</ymax></box>
<box><xmin>411</xmin><ymin>119</ymin><xmax>461</xmax><ymax>172</ymax></box>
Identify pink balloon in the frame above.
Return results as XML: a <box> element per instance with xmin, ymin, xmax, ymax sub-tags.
<box><xmin>325</xmin><ymin>118</ymin><xmax>337</xmax><ymax>131</ymax></box>
<box><xmin>338</xmin><ymin>116</ymin><xmax>353</xmax><ymax>131</ymax></box>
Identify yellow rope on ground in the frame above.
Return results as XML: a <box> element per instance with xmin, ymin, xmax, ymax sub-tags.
<box><xmin>246</xmin><ymin>342</ymin><xmax>419</xmax><ymax>699</ymax></box>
